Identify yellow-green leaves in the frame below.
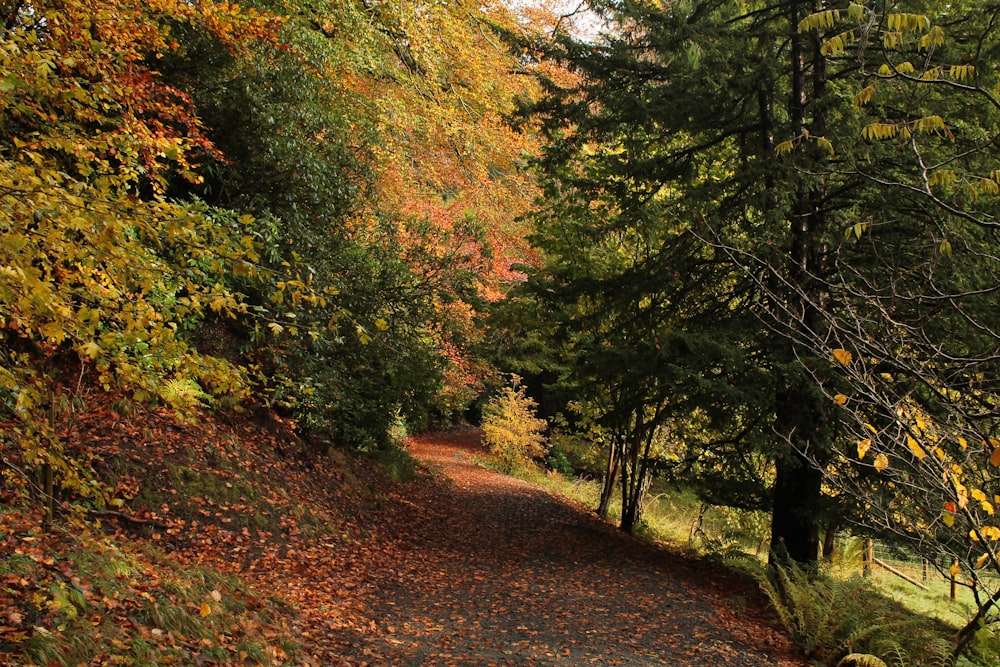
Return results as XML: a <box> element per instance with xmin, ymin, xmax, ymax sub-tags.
<box><xmin>919</xmin><ymin>26</ymin><xmax>946</xmax><ymax>51</ymax></box>
<box><xmin>853</xmin><ymin>85</ymin><xmax>876</xmax><ymax>108</ymax></box>
<box><xmin>798</xmin><ymin>9</ymin><xmax>840</xmax><ymax>33</ymax></box>
<box><xmin>845</xmin><ymin>222</ymin><xmax>868</xmax><ymax>240</ymax></box>
<box><xmin>887</xmin><ymin>13</ymin><xmax>930</xmax><ymax>34</ymax></box>
<box><xmin>862</xmin><ymin>116</ymin><xmax>955</xmax><ymax>143</ymax></box>
<box><xmin>821</xmin><ymin>31</ymin><xmax>856</xmax><ymax>56</ymax></box>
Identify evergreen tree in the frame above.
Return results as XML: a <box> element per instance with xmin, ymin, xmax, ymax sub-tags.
<box><xmin>510</xmin><ymin>0</ymin><xmax>863</xmax><ymax>559</ymax></box>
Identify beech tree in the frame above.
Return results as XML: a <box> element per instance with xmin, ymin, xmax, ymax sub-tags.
<box><xmin>0</xmin><ymin>0</ymin><xmax>277</xmax><ymax>495</ymax></box>
<box><xmin>151</xmin><ymin>0</ymin><xmax>548</xmax><ymax>447</ymax></box>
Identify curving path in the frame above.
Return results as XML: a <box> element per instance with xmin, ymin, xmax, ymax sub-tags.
<box><xmin>329</xmin><ymin>429</ymin><xmax>804</xmax><ymax>666</ymax></box>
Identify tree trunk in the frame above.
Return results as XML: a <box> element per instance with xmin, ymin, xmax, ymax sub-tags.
<box><xmin>822</xmin><ymin>523</ymin><xmax>839</xmax><ymax>560</ymax></box>
<box><xmin>767</xmin><ymin>1</ymin><xmax>828</xmax><ymax>568</ymax></box>
<box><xmin>597</xmin><ymin>440</ymin><xmax>621</xmax><ymax>519</ymax></box>
<box><xmin>769</xmin><ymin>447</ymin><xmax>822</xmax><ymax>565</ymax></box>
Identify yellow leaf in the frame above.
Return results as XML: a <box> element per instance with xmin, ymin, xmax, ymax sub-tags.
<box><xmin>958</xmin><ymin>485</ymin><xmax>970</xmax><ymax>508</ymax></box>
<box><xmin>983</xmin><ymin>501</ymin><xmax>995</xmax><ymax>516</ymax></box>
<box><xmin>864</xmin><ymin>423</ymin><xmax>878</xmax><ymax>435</ymax></box>
<box><xmin>815</xmin><ymin>136</ymin><xmax>835</xmax><ymax>156</ymax></box>
<box><xmin>39</xmin><ymin>322</ymin><xmax>65</xmax><ymax>343</ymax></box>
<box><xmin>831</xmin><ymin>348</ymin><xmax>853</xmax><ymax>366</ymax></box>
<box><xmin>833</xmin><ymin>394</ymin><xmax>848</xmax><ymax>405</ymax></box>
<box><xmin>200</xmin><ymin>602</ymin><xmax>211</xmax><ymax>617</ymax></box>
<box><xmin>971</xmin><ymin>529</ymin><xmax>981</xmax><ymax>542</ymax></box>
<box><xmin>976</xmin><ymin>553</ymin><xmax>990</xmax><ymax>569</ymax></box>
<box><xmin>375</xmin><ymin>318</ymin><xmax>389</xmax><ymax>331</ymax></box>
<box><xmin>943</xmin><ymin>512</ymin><xmax>955</xmax><ymax>527</ymax></box>
<box><xmin>853</xmin><ymin>84</ymin><xmax>876</xmax><ymax>108</ymax></box>
<box><xmin>907</xmin><ymin>435</ymin><xmax>926</xmax><ymax>459</ymax></box>
<box><xmin>775</xmin><ymin>140</ymin><xmax>795</xmax><ymax>156</ymax></box>
<box><xmin>973</xmin><ymin>489</ymin><xmax>988</xmax><ymax>502</ymax></box>
<box><xmin>951</xmin><ymin>561</ymin><xmax>962</xmax><ymax>577</ymax></box>
<box><xmin>990</xmin><ymin>447</ymin><xmax>1000</xmax><ymax>467</ymax></box>
<box><xmin>874</xmin><ymin>453</ymin><xmax>889</xmax><ymax>472</ymax></box>
<box><xmin>959</xmin><ymin>437</ymin><xmax>968</xmax><ymax>450</ymax></box>
<box><xmin>80</xmin><ymin>342</ymin><xmax>101</xmax><ymax>360</ymax></box>
<box><xmin>857</xmin><ymin>439</ymin><xmax>872</xmax><ymax>460</ymax></box>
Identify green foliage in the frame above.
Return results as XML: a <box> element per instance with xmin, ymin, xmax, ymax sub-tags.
<box><xmin>369</xmin><ymin>443</ymin><xmax>418</xmax><ymax>484</ymax></box>
<box><xmin>544</xmin><ymin>445</ymin><xmax>575</xmax><ymax>477</ymax></box>
<box><xmin>756</xmin><ymin>559</ymin><xmax>962</xmax><ymax>666</ymax></box>
<box><xmin>757</xmin><ymin>561</ymin><xmax>885</xmax><ymax>661</ymax></box>
<box><xmin>481</xmin><ymin>378</ymin><xmax>548</xmax><ymax>474</ymax></box>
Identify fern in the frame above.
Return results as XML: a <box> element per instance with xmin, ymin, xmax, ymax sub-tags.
<box><xmin>874</xmin><ymin>638</ymin><xmax>954</xmax><ymax>667</ymax></box>
<box><xmin>838</xmin><ymin>655</ymin><xmax>888</xmax><ymax>667</ymax></box>
<box><xmin>756</xmin><ymin>561</ymin><xmax>887</xmax><ymax>661</ymax></box>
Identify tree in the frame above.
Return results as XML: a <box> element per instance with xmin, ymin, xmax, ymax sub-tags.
<box><xmin>481</xmin><ymin>377</ymin><xmax>548</xmax><ymax>474</ymax></box>
<box><xmin>150</xmin><ymin>0</ymin><xmax>548</xmax><ymax>447</ymax></box>
<box><xmin>750</xmin><ymin>2</ymin><xmax>1000</xmax><ymax>656</ymax></box>
<box><xmin>507</xmin><ymin>0</ymin><xmax>863</xmax><ymax>558</ymax></box>
<box><xmin>0</xmin><ymin>0</ymin><xmax>275</xmax><ymax>496</ymax></box>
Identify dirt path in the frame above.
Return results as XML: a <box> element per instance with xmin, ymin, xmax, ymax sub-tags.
<box><xmin>324</xmin><ymin>429</ymin><xmax>804</xmax><ymax>666</ymax></box>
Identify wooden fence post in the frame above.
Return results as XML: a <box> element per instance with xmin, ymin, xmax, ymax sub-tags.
<box><xmin>862</xmin><ymin>538</ymin><xmax>874</xmax><ymax>577</ymax></box>
<box><xmin>951</xmin><ymin>557</ymin><xmax>959</xmax><ymax>600</ymax></box>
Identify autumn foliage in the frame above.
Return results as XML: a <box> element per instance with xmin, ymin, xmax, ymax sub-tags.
<box><xmin>481</xmin><ymin>379</ymin><xmax>548</xmax><ymax>473</ymax></box>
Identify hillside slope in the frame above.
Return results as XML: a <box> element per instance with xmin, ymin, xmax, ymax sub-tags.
<box><xmin>1</xmin><ymin>398</ymin><xmax>802</xmax><ymax>665</ymax></box>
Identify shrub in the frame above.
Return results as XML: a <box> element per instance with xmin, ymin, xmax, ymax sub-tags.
<box><xmin>481</xmin><ymin>378</ymin><xmax>548</xmax><ymax>474</ymax></box>
<box><xmin>756</xmin><ymin>561</ymin><xmax>885</xmax><ymax>663</ymax></box>
<box><xmin>544</xmin><ymin>446</ymin><xmax>575</xmax><ymax>477</ymax></box>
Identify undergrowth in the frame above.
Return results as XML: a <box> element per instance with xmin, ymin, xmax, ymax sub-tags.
<box><xmin>0</xmin><ymin>505</ymin><xmax>298</xmax><ymax>666</ymax></box>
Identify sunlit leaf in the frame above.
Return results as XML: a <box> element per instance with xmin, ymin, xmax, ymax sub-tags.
<box><xmin>857</xmin><ymin>439</ymin><xmax>871</xmax><ymax>460</ymax></box>
<box><xmin>990</xmin><ymin>447</ymin><xmax>1000</xmax><ymax>467</ymax></box>
<box><xmin>831</xmin><ymin>348</ymin><xmax>853</xmax><ymax>366</ymax></box>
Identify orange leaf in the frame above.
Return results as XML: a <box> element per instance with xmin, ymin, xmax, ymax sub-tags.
<box><xmin>831</xmin><ymin>348</ymin><xmax>853</xmax><ymax>366</ymax></box>
<box><xmin>990</xmin><ymin>447</ymin><xmax>1000</xmax><ymax>467</ymax></box>
<box><xmin>833</xmin><ymin>394</ymin><xmax>848</xmax><ymax>405</ymax></box>
<box><xmin>200</xmin><ymin>602</ymin><xmax>211</xmax><ymax>617</ymax></box>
